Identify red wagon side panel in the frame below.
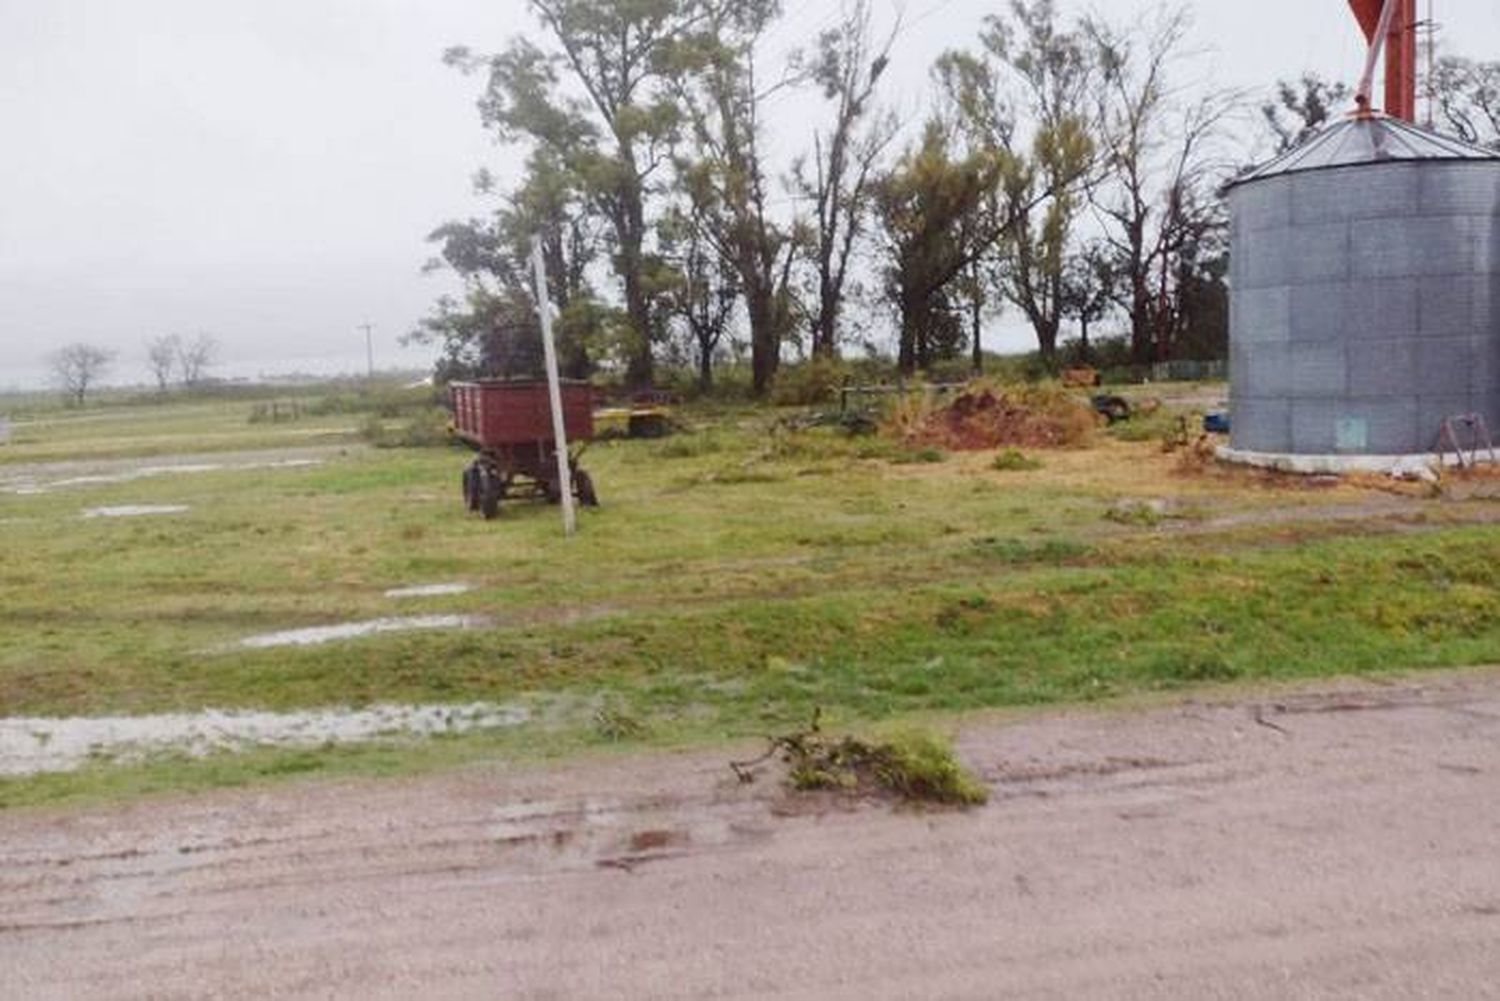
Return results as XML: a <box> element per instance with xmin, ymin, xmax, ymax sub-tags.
<box><xmin>450</xmin><ymin>380</ymin><xmax>594</xmax><ymax>448</ymax></box>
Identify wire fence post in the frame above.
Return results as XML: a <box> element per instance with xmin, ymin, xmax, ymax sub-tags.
<box><xmin>531</xmin><ymin>238</ymin><xmax>576</xmax><ymax>538</ymax></box>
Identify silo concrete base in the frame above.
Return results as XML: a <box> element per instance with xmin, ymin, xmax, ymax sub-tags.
<box><xmin>1215</xmin><ymin>445</ymin><xmax>1490</xmax><ymax>480</ymax></box>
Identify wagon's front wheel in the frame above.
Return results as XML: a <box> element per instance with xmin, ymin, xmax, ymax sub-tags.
<box><xmin>479</xmin><ymin>467</ymin><xmax>503</xmax><ymax>520</ymax></box>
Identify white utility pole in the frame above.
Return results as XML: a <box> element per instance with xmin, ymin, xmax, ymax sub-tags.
<box><xmin>358</xmin><ymin>322</ymin><xmax>375</xmax><ymax>380</ymax></box>
<box><xmin>530</xmin><ymin>238</ymin><xmax>577</xmax><ymax>537</ymax></box>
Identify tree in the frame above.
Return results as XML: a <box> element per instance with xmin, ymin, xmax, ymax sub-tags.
<box><xmin>874</xmin><ymin>122</ymin><xmax>1005</xmax><ymax>372</ymax></box>
<box><xmin>937</xmin><ymin>0</ymin><xmax>1100</xmax><ymax>363</ymax></box>
<box><xmin>1434</xmin><ymin>56</ymin><xmax>1500</xmax><ymax>149</ymax></box>
<box><xmin>660</xmin><ymin>200</ymin><xmax>739</xmax><ymax>390</ymax></box>
<box><xmin>49</xmin><ymin>343</ymin><xmax>114</xmax><ymax>406</ymax></box>
<box><xmin>176</xmin><ymin>333</ymin><xmax>218</xmax><ymax>387</ymax></box>
<box><xmin>1059</xmin><ymin>240</ymin><xmax>1117</xmax><ymax>364</ymax></box>
<box><xmin>1262</xmin><ymin>73</ymin><xmax>1350</xmax><ymax>154</ymax></box>
<box><xmin>417</xmin><ymin>148</ymin><xmax>605</xmax><ymax>381</ymax></box>
<box><xmin>666</xmin><ymin>1</ymin><xmax>803</xmax><ymax>396</ymax></box>
<box><xmin>145</xmin><ymin>334</ymin><xmax>180</xmax><ymax>393</ymax></box>
<box><xmin>1086</xmin><ymin>6</ymin><xmax>1238</xmax><ymax>365</ymax></box>
<box><xmin>445</xmin><ymin>0</ymin><xmax>700</xmax><ymax>387</ymax></box>
<box><xmin>795</xmin><ymin>0</ymin><xmax>899</xmax><ymax>360</ymax></box>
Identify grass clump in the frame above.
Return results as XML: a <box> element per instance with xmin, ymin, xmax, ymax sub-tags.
<box><xmin>732</xmin><ymin>712</ymin><xmax>988</xmax><ymax>807</ymax></box>
<box><xmin>359</xmin><ymin>408</ymin><xmax>452</xmax><ymax>448</ymax></box>
<box><xmin>992</xmin><ymin>448</ymin><xmax>1043</xmax><ymax>472</ymax></box>
<box><xmin>891</xmin><ymin>446</ymin><xmax>947</xmax><ymax>465</ymax></box>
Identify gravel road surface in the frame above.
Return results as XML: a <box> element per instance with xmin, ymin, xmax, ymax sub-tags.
<box><xmin>3</xmin><ymin>671</ymin><xmax>1499</xmax><ymax>1000</ymax></box>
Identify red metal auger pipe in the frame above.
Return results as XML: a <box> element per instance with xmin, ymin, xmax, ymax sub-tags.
<box><xmin>1349</xmin><ymin>0</ymin><xmax>1418</xmax><ymax>121</ymax></box>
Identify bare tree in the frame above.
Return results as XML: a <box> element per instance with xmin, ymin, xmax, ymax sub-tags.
<box><xmin>1085</xmin><ymin>5</ymin><xmax>1240</xmax><ymax>365</ymax></box>
<box><xmin>145</xmin><ymin>334</ymin><xmax>181</xmax><ymax>393</ymax></box>
<box><xmin>176</xmin><ymin>333</ymin><xmax>218</xmax><ymax>388</ymax></box>
<box><xmin>796</xmin><ymin>0</ymin><xmax>900</xmax><ymax>360</ymax></box>
<box><xmin>49</xmin><ymin>343</ymin><xmax>115</xmax><ymax>406</ymax></box>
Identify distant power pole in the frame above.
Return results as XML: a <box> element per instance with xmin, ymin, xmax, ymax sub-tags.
<box><xmin>358</xmin><ymin>323</ymin><xmax>375</xmax><ymax>380</ymax></box>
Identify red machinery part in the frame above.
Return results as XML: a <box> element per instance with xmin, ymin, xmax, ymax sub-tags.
<box><xmin>1348</xmin><ymin>0</ymin><xmax>1417</xmax><ymax>121</ymax></box>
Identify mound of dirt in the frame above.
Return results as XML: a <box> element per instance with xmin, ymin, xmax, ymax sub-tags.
<box><xmin>889</xmin><ymin>383</ymin><xmax>1098</xmax><ymax>451</ymax></box>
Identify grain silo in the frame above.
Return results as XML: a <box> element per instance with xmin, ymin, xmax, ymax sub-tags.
<box><xmin>1223</xmin><ymin>115</ymin><xmax>1500</xmax><ymax>466</ymax></box>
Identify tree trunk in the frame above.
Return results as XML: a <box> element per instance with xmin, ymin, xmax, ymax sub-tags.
<box><xmin>1037</xmin><ymin>317</ymin><xmax>1060</xmax><ymax>363</ymax></box>
<box><xmin>617</xmin><ymin>158</ymin><xmax>654</xmax><ymax>389</ymax></box>
<box><xmin>748</xmin><ymin>289</ymin><xmax>778</xmax><ymax>395</ymax></box>
<box><xmin>898</xmin><ymin>296</ymin><xmax>919</xmax><ymax>375</ymax></box>
<box><xmin>697</xmin><ymin>334</ymin><xmax>714</xmax><ymax>390</ymax></box>
<box><xmin>970</xmin><ymin>292</ymin><xmax>984</xmax><ymax>374</ymax></box>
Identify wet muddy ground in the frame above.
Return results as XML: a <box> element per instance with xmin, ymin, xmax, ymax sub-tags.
<box><xmin>0</xmin><ymin>702</ymin><xmax>528</xmax><ymax>776</ymax></box>
<box><xmin>0</xmin><ymin>446</ymin><xmax>340</xmax><ymax>495</ymax></box>
<box><xmin>3</xmin><ymin>670</ymin><xmax>1498</xmax><ymax>999</ymax></box>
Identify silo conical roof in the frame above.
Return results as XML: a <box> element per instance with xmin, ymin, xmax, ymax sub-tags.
<box><xmin>1229</xmin><ymin>114</ymin><xmax>1500</xmax><ymax>188</ymax></box>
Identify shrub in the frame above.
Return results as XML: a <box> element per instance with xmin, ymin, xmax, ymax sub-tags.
<box><xmin>992</xmin><ymin>448</ymin><xmax>1043</xmax><ymax>472</ymax></box>
<box><xmin>770</xmin><ymin>358</ymin><xmax>848</xmax><ymax>407</ymax></box>
<box><xmin>733</xmin><ymin>715</ymin><xmax>988</xmax><ymax>807</ymax></box>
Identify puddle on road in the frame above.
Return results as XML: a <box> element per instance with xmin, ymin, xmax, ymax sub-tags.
<box><xmin>385</xmin><ymin>583</ymin><xmax>474</xmax><ymax>599</ymax></box>
<box><xmin>488</xmin><ymin>794</ymin><xmax>778</xmax><ymax>873</ymax></box>
<box><xmin>0</xmin><ymin>703</ymin><xmax>530</xmax><ymax>776</ymax></box>
<box><xmin>236</xmin><ymin>614</ymin><xmax>487</xmax><ymax>649</ymax></box>
<box><xmin>3</xmin><ymin>458</ymin><xmax>325</xmax><ymax>496</ymax></box>
<box><xmin>83</xmin><ymin>505</ymin><xmax>191</xmax><ymax>519</ymax></box>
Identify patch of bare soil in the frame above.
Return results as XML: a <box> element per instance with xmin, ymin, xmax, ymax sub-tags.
<box><xmin>891</xmin><ymin>384</ymin><xmax>1098</xmax><ymax>451</ymax></box>
<box><xmin>3</xmin><ymin>670</ymin><xmax>1500</xmax><ymax>1000</ymax></box>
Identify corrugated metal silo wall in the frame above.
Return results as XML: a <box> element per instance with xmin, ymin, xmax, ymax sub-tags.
<box><xmin>1229</xmin><ymin>163</ymin><xmax>1500</xmax><ymax>454</ymax></box>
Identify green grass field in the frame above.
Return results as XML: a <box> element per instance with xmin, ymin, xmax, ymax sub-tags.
<box><xmin>3</xmin><ymin>387</ymin><xmax>1498</xmax><ymax>806</ymax></box>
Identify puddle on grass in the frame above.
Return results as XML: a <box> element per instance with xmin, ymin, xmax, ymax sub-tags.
<box><xmin>0</xmin><ymin>703</ymin><xmax>530</xmax><ymax>776</ymax></box>
<box><xmin>385</xmin><ymin>583</ymin><xmax>474</xmax><ymax>599</ymax></box>
<box><xmin>3</xmin><ymin>458</ymin><xmax>325</xmax><ymax>496</ymax></box>
<box><xmin>83</xmin><ymin>504</ymin><xmax>191</xmax><ymax>519</ymax></box>
<box><xmin>236</xmin><ymin>614</ymin><xmax>487</xmax><ymax>649</ymax></box>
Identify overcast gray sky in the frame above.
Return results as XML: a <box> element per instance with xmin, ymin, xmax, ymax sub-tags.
<box><xmin>2</xmin><ymin>0</ymin><xmax>1497</xmax><ymax>389</ymax></box>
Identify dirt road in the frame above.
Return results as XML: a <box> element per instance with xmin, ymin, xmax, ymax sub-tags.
<box><xmin>4</xmin><ymin>672</ymin><xmax>1499</xmax><ymax>1000</ymax></box>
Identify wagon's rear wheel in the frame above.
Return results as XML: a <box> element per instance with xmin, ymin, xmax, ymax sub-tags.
<box><xmin>479</xmin><ymin>467</ymin><xmax>503</xmax><ymax>520</ymax></box>
<box><xmin>575</xmin><ymin>469</ymin><xmax>599</xmax><ymax>507</ymax></box>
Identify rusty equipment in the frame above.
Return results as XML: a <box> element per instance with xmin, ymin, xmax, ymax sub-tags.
<box><xmin>1348</xmin><ymin>0</ymin><xmax>1418</xmax><ymax>121</ymax></box>
<box><xmin>450</xmin><ymin>380</ymin><xmax>599</xmax><ymax>520</ymax></box>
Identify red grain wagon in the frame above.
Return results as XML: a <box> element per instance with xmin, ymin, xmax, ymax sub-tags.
<box><xmin>449</xmin><ymin>379</ymin><xmax>599</xmax><ymax>519</ymax></box>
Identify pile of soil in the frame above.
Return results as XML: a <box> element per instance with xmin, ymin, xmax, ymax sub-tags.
<box><xmin>892</xmin><ymin>384</ymin><xmax>1098</xmax><ymax>451</ymax></box>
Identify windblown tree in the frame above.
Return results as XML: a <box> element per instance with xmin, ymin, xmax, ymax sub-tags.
<box><xmin>1086</xmin><ymin>5</ymin><xmax>1238</xmax><ymax>365</ymax></box>
<box><xmin>874</xmin><ymin>122</ymin><xmax>1006</xmax><ymax>373</ymax></box>
<box><xmin>795</xmin><ymin>0</ymin><xmax>899</xmax><ymax>360</ymax></box>
<box><xmin>415</xmin><ymin>150</ymin><xmax>603</xmax><ymax>380</ymax></box>
<box><xmin>444</xmin><ymin>0</ymin><xmax>699</xmax><ymax>387</ymax></box>
<box><xmin>49</xmin><ymin>343</ymin><xmax>114</xmax><ymax>406</ymax></box>
<box><xmin>943</xmin><ymin>1</ymin><xmax>1099</xmax><ymax>363</ymax></box>
<box><xmin>665</xmin><ymin>1</ymin><xmax>802</xmax><ymax>396</ymax></box>
<box><xmin>1262</xmin><ymin>73</ymin><xmax>1351</xmax><ymax>154</ymax></box>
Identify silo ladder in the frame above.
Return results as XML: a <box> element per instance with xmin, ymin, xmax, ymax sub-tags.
<box><xmin>1437</xmin><ymin>414</ymin><xmax>1497</xmax><ymax>469</ymax></box>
